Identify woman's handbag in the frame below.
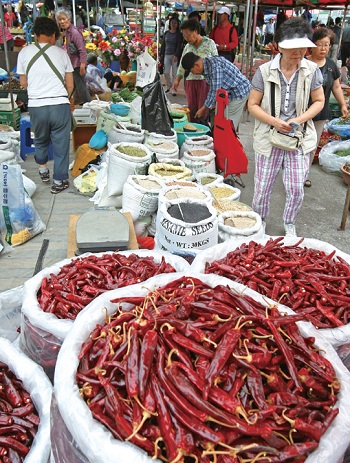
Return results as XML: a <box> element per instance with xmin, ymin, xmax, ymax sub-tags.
<box><xmin>269</xmin><ymin>82</ymin><xmax>306</xmax><ymax>151</ymax></box>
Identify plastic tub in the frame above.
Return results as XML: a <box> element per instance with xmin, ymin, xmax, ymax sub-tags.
<box><xmin>174</xmin><ymin>121</ymin><xmax>210</xmax><ymax>147</ymax></box>
<box><xmin>110</xmin><ymin>103</ymin><xmax>130</xmax><ymax>116</ymax></box>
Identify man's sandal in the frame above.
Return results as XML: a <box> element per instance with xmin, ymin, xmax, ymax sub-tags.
<box><xmin>304</xmin><ymin>179</ymin><xmax>312</xmax><ymax>188</ymax></box>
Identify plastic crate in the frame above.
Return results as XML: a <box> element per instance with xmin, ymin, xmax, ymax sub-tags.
<box><xmin>0</xmin><ymin>108</ymin><xmax>21</xmax><ymax>129</ymax></box>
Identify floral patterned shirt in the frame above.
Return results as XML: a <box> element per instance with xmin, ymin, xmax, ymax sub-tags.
<box><xmin>177</xmin><ymin>36</ymin><xmax>218</xmax><ymax>80</ymax></box>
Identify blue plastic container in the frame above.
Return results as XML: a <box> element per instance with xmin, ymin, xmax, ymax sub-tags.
<box><xmin>327</xmin><ymin>118</ymin><xmax>350</xmax><ymax>139</ymax></box>
<box><xmin>110</xmin><ymin>103</ymin><xmax>130</xmax><ymax>117</ymax></box>
<box><xmin>174</xmin><ymin>121</ymin><xmax>210</xmax><ymax>147</ymax></box>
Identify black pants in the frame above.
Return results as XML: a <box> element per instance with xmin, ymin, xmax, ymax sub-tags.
<box><xmin>218</xmin><ymin>51</ymin><xmax>235</xmax><ymax>63</ymax></box>
<box><xmin>341</xmin><ymin>42</ymin><xmax>350</xmax><ymax>67</ymax></box>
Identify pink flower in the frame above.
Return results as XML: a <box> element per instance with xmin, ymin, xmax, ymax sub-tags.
<box><xmin>114</xmin><ymin>49</ymin><xmax>121</xmax><ymax>56</ymax></box>
<box><xmin>111</xmin><ymin>36</ymin><xmax>118</xmax><ymax>43</ymax></box>
<box><xmin>136</xmin><ymin>47</ymin><xmax>140</xmax><ymax>53</ymax></box>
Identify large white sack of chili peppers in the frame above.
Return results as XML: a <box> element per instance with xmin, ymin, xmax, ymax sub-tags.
<box><xmin>107</xmin><ymin>142</ymin><xmax>152</xmax><ymax>196</ymax></box>
<box><xmin>20</xmin><ymin>250</ymin><xmax>190</xmax><ymax>381</ymax></box>
<box><xmin>121</xmin><ymin>175</ymin><xmax>163</xmax><ymax>222</ymax></box>
<box><xmin>0</xmin><ymin>336</ymin><xmax>52</xmax><ymax>463</ymax></box>
<box><xmin>155</xmin><ymin>197</ymin><xmax>218</xmax><ymax>255</ymax></box>
<box><xmin>53</xmin><ymin>272</ymin><xmax>350</xmax><ymax>463</ymax></box>
<box><xmin>191</xmin><ymin>236</ymin><xmax>350</xmax><ymax>348</ymax></box>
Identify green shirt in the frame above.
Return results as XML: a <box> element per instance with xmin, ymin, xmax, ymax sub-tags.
<box><xmin>177</xmin><ymin>36</ymin><xmax>218</xmax><ymax>80</ymax></box>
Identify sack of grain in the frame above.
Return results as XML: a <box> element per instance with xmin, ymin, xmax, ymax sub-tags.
<box><xmin>107</xmin><ymin>123</ymin><xmax>145</xmax><ymax>145</ymax></box>
<box><xmin>145</xmin><ymin>129</ymin><xmax>178</xmax><ymax>145</ymax></box>
<box><xmin>156</xmin><ymin>197</ymin><xmax>218</xmax><ymax>254</ymax></box>
<box><xmin>208</xmin><ymin>184</ymin><xmax>241</xmax><ymax>202</ymax></box>
<box><xmin>212</xmin><ymin>199</ymin><xmax>252</xmax><ymax>215</ymax></box>
<box><xmin>180</xmin><ymin>134</ymin><xmax>214</xmax><ymax>157</ymax></box>
<box><xmin>148</xmin><ymin>162</ymin><xmax>192</xmax><ymax>181</ymax></box>
<box><xmin>182</xmin><ymin>148</ymin><xmax>216</xmax><ymax>175</ymax></box>
<box><xmin>121</xmin><ymin>175</ymin><xmax>163</xmax><ymax>221</ymax></box>
<box><xmin>196</xmin><ymin>172</ymin><xmax>225</xmax><ymax>187</ymax></box>
<box><xmin>107</xmin><ymin>142</ymin><xmax>151</xmax><ymax>196</ymax></box>
<box><xmin>218</xmin><ymin>210</ymin><xmax>264</xmax><ymax>242</ymax></box>
<box><xmin>159</xmin><ymin>183</ymin><xmax>211</xmax><ymax>205</ymax></box>
<box><xmin>145</xmin><ymin>139</ymin><xmax>179</xmax><ymax>160</ymax></box>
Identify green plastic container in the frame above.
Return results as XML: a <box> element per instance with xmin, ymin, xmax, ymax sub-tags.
<box><xmin>174</xmin><ymin>121</ymin><xmax>210</xmax><ymax>147</ymax></box>
<box><xmin>0</xmin><ymin>108</ymin><xmax>21</xmax><ymax>129</ymax></box>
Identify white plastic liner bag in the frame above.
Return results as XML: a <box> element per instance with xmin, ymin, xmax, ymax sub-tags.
<box><xmin>107</xmin><ymin>124</ymin><xmax>144</xmax><ymax>145</ymax></box>
<box><xmin>0</xmin><ymin>337</ymin><xmax>52</xmax><ymax>463</ymax></box>
<box><xmin>180</xmin><ymin>134</ymin><xmax>214</xmax><ymax>157</ymax></box>
<box><xmin>318</xmin><ymin>139</ymin><xmax>350</xmax><ymax>175</ymax></box>
<box><xmin>20</xmin><ymin>250</ymin><xmax>190</xmax><ymax>379</ymax></box>
<box><xmin>0</xmin><ymin>285</ymin><xmax>23</xmax><ymax>341</ymax></box>
<box><xmin>155</xmin><ymin>197</ymin><xmax>218</xmax><ymax>254</ymax></box>
<box><xmin>218</xmin><ymin>210</ymin><xmax>264</xmax><ymax>242</ymax></box>
<box><xmin>107</xmin><ymin>142</ymin><xmax>152</xmax><ymax>196</ymax></box>
<box><xmin>145</xmin><ymin>139</ymin><xmax>179</xmax><ymax>160</ymax></box>
<box><xmin>190</xmin><ymin>236</ymin><xmax>350</xmax><ymax>348</ymax></box>
<box><xmin>121</xmin><ymin>175</ymin><xmax>163</xmax><ymax>221</ymax></box>
<box><xmin>53</xmin><ymin>271</ymin><xmax>350</xmax><ymax>463</ymax></box>
<box><xmin>182</xmin><ymin>148</ymin><xmax>216</xmax><ymax>175</ymax></box>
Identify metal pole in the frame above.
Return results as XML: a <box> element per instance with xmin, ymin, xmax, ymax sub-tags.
<box><xmin>156</xmin><ymin>0</ymin><xmax>159</xmax><ymax>62</ymax></box>
<box><xmin>72</xmin><ymin>0</ymin><xmax>76</xmax><ymax>26</ymax></box>
<box><xmin>241</xmin><ymin>0</ymin><xmax>250</xmax><ymax>79</ymax></box>
<box><xmin>86</xmin><ymin>0</ymin><xmax>90</xmax><ymax>31</ymax></box>
<box><xmin>0</xmin><ymin>9</ymin><xmax>17</xmax><ymax>130</ymax></box>
<box><xmin>248</xmin><ymin>0</ymin><xmax>258</xmax><ymax>81</ymax></box>
<box><xmin>32</xmin><ymin>0</ymin><xmax>36</xmax><ymax>21</ymax></box>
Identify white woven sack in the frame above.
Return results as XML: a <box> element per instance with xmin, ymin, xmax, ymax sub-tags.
<box><xmin>190</xmin><ymin>236</ymin><xmax>350</xmax><ymax>349</ymax></box>
<box><xmin>208</xmin><ymin>183</ymin><xmax>241</xmax><ymax>202</ymax></box>
<box><xmin>0</xmin><ymin>138</ymin><xmax>12</xmax><ymax>151</ymax></box>
<box><xmin>158</xmin><ymin>183</ymin><xmax>211</xmax><ymax>206</ymax></box>
<box><xmin>0</xmin><ymin>337</ymin><xmax>52</xmax><ymax>463</ymax></box>
<box><xmin>144</xmin><ymin>129</ymin><xmax>177</xmax><ymax>145</ymax></box>
<box><xmin>107</xmin><ymin>124</ymin><xmax>144</xmax><ymax>145</ymax></box>
<box><xmin>121</xmin><ymin>175</ymin><xmax>163</xmax><ymax>221</ymax></box>
<box><xmin>195</xmin><ymin>172</ymin><xmax>225</xmax><ymax>187</ymax></box>
<box><xmin>156</xmin><ymin>197</ymin><xmax>218</xmax><ymax>254</ymax></box>
<box><xmin>0</xmin><ymin>149</ymin><xmax>16</xmax><ymax>163</ymax></box>
<box><xmin>218</xmin><ymin>210</ymin><xmax>264</xmax><ymax>242</ymax></box>
<box><xmin>180</xmin><ymin>134</ymin><xmax>214</xmax><ymax>157</ymax></box>
<box><xmin>53</xmin><ymin>271</ymin><xmax>350</xmax><ymax>463</ymax></box>
<box><xmin>145</xmin><ymin>139</ymin><xmax>179</xmax><ymax>159</ymax></box>
<box><xmin>107</xmin><ymin>142</ymin><xmax>151</xmax><ymax>196</ymax></box>
<box><xmin>182</xmin><ymin>148</ymin><xmax>216</xmax><ymax>175</ymax></box>
<box><xmin>146</xmin><ymin>211</ymin><xmax>157</xmax><ymax>237</ymax></box>
<box><xmin>20</xmin><ymin>250</ymin><xmax>190</xmax><ymax>378</ymax></box>
<box><xmin>134</xmin><ymin>216</ymin><xmax>152</xmax><ymax>237</ymax></box>
<box><xmin>148</xmin><ymin>162</ymin><xmax>192</xmax><ymax>181</ymax></box>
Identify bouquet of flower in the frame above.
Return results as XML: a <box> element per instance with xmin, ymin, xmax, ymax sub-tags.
<box><xmin>127</xmin><ymin>37</ymin><xmax>146</xmax><ymax>60</ymax></box>
<box><xmin>148</xmin><ymin>40</ymin><xmax>161</xmax><ymax>61</ymax></box>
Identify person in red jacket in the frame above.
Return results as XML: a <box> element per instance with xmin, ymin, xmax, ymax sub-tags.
<box><xmin>209</xmin><ymin>6</ymin><xmax>238</xmax><ymax>63</ymax></box>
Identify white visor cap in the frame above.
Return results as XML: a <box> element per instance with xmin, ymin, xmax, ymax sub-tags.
<box><xmin>278</xmin><ymin>37</ymin><xmax>316</xmax><ymax>49</ymax></box>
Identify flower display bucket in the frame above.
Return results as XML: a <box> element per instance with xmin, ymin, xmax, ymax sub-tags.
<box><xmin>109</xmin><ymin>61</ymin><xmax>121</xmax><ymax>72</ymax></box>
<box><xmin>131</xmin><ymin>60</ymin><xmax>137</xmax><ymax>71</ymax></box>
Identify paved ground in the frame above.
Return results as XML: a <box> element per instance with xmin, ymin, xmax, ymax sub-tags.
<box><xmin>1</xmin><ymin>78</ymin><xmax>350</xmax><ymax>293</ymax></box>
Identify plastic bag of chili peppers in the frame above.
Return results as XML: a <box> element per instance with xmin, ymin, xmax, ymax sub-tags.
<box><xmin>0</xmin><ymin>285</ymin><xmax>23</xmax><ymax>341</ymax></box>
<box><xmin>20</xmin><ymin>250</ymin><xmax>190</xmax><ymax>382</ymax></box>
<box><xmin>53</xmin><ymin>272</ymin><xmax>350</xmax><ymax>463</ymax></box>
<box><xmin>0</xmin><ymin>336</ymin><xmax>52</xmax><ymax>463</ymax></box>
<box><xmin>191</xmin><ymin>236</ymin><xmax>350</xmax><ymax>348</ymax></box>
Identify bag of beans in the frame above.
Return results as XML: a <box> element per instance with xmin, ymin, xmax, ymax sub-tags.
<box><xmin>159</xmin><ymin>183</ymin><xmax>211</xmax><ymax>205</ymax></box>
<box><xmin>182</xmin><ymin>148</ymin><xmax>216</xmax><ymax>175</ymax></box>
<box><xmin>218</xmin><ymin>210</ymin><xmax>264</xmax><ymax>242</ymax></box>
<box><xmin>121</xmin><ymin>175</ymin><xmax>163</xmax><ymax>221</ymax></box>
<box><xmin>107</xmin><ymin>142</ymin><xmax>152</xmax><ymax>196</ymax></box>
<box><xmin>180</xmin><ymin>134</ymin><xmax>214</xmax><ymax>157</ymax></box>
<box><xmin>145</xmin><ymin>139</ymin><xmax>179</xmax><ymax>160</ymax></box>
<box><xmin>195</xmin><ymin>172</ymin><xmax>225</xmax><ymax>187</ymax></box>
<box><xmin>208</xmin><ymin>184</ymin><xmax>241</xmax><ymax>202</ymax></box>
<box><xmin>148</xmin><ymin>162</ymin><xmax>192</xmax><ymax>181</ymax></box>
<box><xmin>155</xmin><ymin>197</ymin><xmax>218</xmax><ymax>254</ymax></box>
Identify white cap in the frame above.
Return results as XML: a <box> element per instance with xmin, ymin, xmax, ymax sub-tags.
<box><xmin>278</xmin><ymin>37</ymin><xmax>316</xmax><ymax>49</ymax></box>
<box><xmin>218</xmin><ymin>6</ymin><xmax>230</xmax><ymax>15</ymax></box>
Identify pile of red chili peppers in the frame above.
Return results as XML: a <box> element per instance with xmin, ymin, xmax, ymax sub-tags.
<box><xmin>205</xmin><ymin>237</ymin><xmax>350</xmax><ymax>328</ymax></box>
<box><xmin>37</xmin><ymin>253</ymin><xmax>176</xmax><ymax>320</ymax></box>
<box><xmin>76</xmin><ymin>276</ymin><xmax>340</xmax><ymax>463</ymax></box>
<box><xmin>0</xmin><ymin>363</ymin><xmax>40</xmax><ymax>463</ymax></box>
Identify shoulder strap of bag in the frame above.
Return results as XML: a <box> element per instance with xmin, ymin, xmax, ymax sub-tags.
<box><xmin>27</xmin><ymin>42</ymin><xmax>72</xmax><ymax>98</ymax></box>
<box><xmin>26</xmin><ymin>43</ymin><xmax>52</xmax><ymax>77</ymax></box>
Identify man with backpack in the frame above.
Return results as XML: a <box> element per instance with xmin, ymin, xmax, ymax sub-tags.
<box><xmin>209</xmin><ymin>7</ymin><xmax>238</xmax><ymax>62</ymax></box>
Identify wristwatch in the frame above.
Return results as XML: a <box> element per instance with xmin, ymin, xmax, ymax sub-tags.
<box><xmin>224</xmin><ymin>44</ymin><xmax>227</xmax><ymax>49</ymax></box>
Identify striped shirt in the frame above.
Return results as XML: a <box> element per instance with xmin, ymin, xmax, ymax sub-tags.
<box><xmin>252</xmin><ymin>54</ymin><xmax>323</xmax><ymax>121</ymax></box>
<box><xmin>202</xmin><ymin>56</ymin><xmax>252</xmax><ymax>108</ymax></box>
<box><xmin>177</xmin><ymin>36</ymin><xmax>218</xmax><ymax>80</ymax></box>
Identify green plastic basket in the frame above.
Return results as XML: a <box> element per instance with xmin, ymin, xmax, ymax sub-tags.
<box><xmin>174</xmin><ymin>121</ymin><xmax>210</xmax><ymax>147</ymax></box>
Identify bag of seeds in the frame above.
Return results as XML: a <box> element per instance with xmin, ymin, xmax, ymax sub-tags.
<box><xmin>182</xmin><ymin>148</ymin><xmax>216</xmax><ymax>175</ymax></box>
<box><xmin>107</xmin><ymin>142</ymin><xmax>152</xmax><ymax>196</ymax></box>
<box><xmin>155</xmin><ymin>197</ymin><xmax>218</xmax><ymax>254</ymax></box>
<box><xmin>107</xmin><ymin>124</ymin><xmax>145</xmax><ymax>145</ymax></box>
<box><xmin>148</xmin><ymin>162</ymin><xmax>192</xmax><ymax>181</ymax></box>
<box><xmin>145</xmin><ymin>139</ymin><xmax>179</xmax><ymax>160</ymax></box>
<box><xmin>195</xmin><ymin>172</ymin><xmax>225</xmax><ymax>187</ymax></box>
<box><xmin>218</xmin><ymin>210</ymin><xmax>264</xmax><ymax>242</ymax></box>
<box><xmin>180</xmin><ymin>134</ymin><xmax>214</xmax><ymax>157</ymax></box>
<box><xmin>121</xmin><ymin>175</ymin><xmax>163</xmax><ymax>221</ymax></box>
